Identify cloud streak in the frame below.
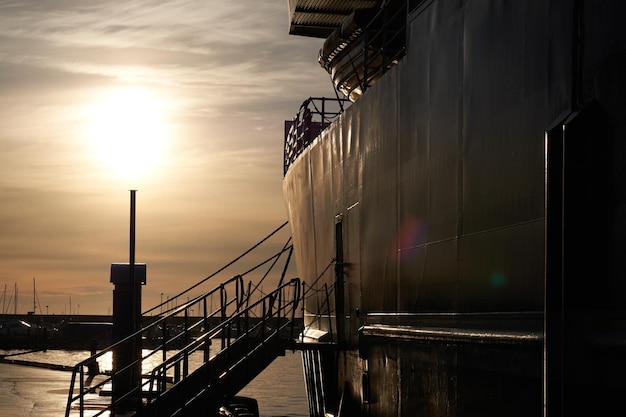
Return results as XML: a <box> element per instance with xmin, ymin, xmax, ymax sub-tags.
<box><xmin>0</xmin><ymin>0</ymin><xmax>334</xmax><ymax>314</ymax></box>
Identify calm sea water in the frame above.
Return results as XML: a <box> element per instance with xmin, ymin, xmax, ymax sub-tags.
<box><xmin>0</xmin><ymin>348</ymin><xmax>309</xmax><ymax>417</ymax></box>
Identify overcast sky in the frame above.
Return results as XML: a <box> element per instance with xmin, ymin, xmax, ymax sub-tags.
<box><xmin>0</xmin><ymin>0</ymin><xmax>334</xmax><ymax>315</ymax></box>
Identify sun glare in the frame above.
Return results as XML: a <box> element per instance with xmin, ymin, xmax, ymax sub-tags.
<box><xmin>86</xmin><ymin>88</ymin><xmax>170</xmax><ymax>181</ymax></box>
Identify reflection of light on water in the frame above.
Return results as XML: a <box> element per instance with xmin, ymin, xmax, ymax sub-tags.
<box><xmin>94</xmin><ymin>350</ymin><xmax>199</xmax><ymax>375</ymax></box>
<box><xmin>98</xmin><ymin>351</ymin><xmax>112</xmax><ymax>372</ymax></box>
<box><xmin>0</xmin><ymin>349</ymin><xmax>94</xmax><ymax>366</ymax></box>
<box><xmin>1</xmin><ymin>348</ymin><xmax>232</xmax><ymax>380</ymax></box>
<box><xmin>0</xmin><ymin>349</ymin><xmax>203</xmax><ymax>376</ymax></box>
<box><xmin>1</xmin><ymin>349</ymin><xmax>309</xmax><ymax>416</ymax></box>
<box><xmin>137</xmin><ymin>349</ymin><xmax>205</xmax><ymax>376</ymax></box>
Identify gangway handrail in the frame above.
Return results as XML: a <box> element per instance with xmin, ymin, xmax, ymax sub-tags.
<box><xmin>65</xmin><ymin>274</ymin><xmax>244</xmax><ymax>417</ymax></box>
<box><xmin>65</xmin><ymin>277</ymin><xmax>301</xmax><ymax>417</ymax></box>
<box><xmin>144</xmin><ymin>278</ymin><xmax>301</xmax><ymax>405</ymax></box>
<box><xmin>68</xmin><ymin>274</ymin><xmax>243</xmax><ymax>371</ymax></box>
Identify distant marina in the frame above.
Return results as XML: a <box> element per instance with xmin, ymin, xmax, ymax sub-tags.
<box><xmin>2</xmin><ymin>277</ymin><xmax>101</xmax><ymax>317</ymax></box>
<box><xmin>0</xmin><ymin>313</ymin><xmax>304</xmax><ymax>351</ymax></box>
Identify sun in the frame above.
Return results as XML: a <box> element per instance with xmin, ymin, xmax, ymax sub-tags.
<box><xmin>86</xmin><ymin>87</ymin><xmax>170</xmax><ymax>181</ymax></box>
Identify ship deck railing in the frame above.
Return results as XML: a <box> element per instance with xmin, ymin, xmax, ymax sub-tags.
<box><xmin>284</xmin><ymin>97</ymin><xmax>350</xmax><ymax>175</ymax></box>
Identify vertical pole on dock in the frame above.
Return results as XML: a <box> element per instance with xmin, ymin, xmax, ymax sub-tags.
<box><xmin>130</xmin><ymin>189</ymin><xmax>136</xmax><ymax>327</ymax></box>
<box><xmin>129</xmin><ymin>189</ymin><xmax>142</xmax><ymax>412</ymax></box>
<box><xmin>111</xmin><ymin>190</ymin><xmax>146</xmax><ymax>412</ymax></box>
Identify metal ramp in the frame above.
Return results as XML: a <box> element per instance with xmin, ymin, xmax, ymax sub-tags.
<box><xmin>65</xmin><ymin>264</ymin><xmax>302</xmax><ymax>416</ymax></box>
<box><xmin>142</xmin><ymin>330</ymin><xmax>287</xmax><ymax>417</ymax></box>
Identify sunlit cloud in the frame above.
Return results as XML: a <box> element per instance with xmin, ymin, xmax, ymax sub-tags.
<box><xmin>0</xmin><ymin>0</ymin><xmax>335</xmax><ymax>314</ymax></box>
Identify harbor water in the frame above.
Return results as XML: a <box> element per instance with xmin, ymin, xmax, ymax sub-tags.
<box><xmin>0</xmin><ymin>349</ymin><xmax>308</xmax><ymax>417</ymax></box>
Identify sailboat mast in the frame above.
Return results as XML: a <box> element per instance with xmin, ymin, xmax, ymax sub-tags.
<box><xmin>33</xmin><ymin>277</ymin><xmax>36</xmax><ymax>314</ymax></box>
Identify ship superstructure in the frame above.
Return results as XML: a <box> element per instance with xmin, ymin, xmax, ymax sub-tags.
<box><xmin>283</xmin><ymin>1</ymin><xmax>626</xmax><ymax>416</ymax></box>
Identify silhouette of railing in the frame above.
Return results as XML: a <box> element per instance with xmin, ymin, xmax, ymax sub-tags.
<box><xmin>65</xmin><ymin>277</ymin><xmax>301</xmax><ymax>416</ymax></box>
<box><xmin>284</xmin><ymin>97</ymin><xmax>350</xmax><ymax>175</ymax></box>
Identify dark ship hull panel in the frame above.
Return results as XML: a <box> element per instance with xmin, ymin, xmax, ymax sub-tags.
<box><xmin>283</xmin><ymin>0</ymin><xmax>626</xmax><ymax>416</ymax></box>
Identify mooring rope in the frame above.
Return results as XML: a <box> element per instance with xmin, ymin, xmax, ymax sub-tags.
<box><xmin>143</xmin><ymin>220</ymin><xmax>289</xmax><ymax>316</ymax></box>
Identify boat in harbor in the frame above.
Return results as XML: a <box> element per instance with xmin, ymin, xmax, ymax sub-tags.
<box><xmin>282</xmin><ymin>1</ymin><xmax>626</xmax><ymax>416</ymax></box>
<box><xmin>0</xmin><ymin>318</ymin><xmax>41</xmax><ymax>336</ymax></box>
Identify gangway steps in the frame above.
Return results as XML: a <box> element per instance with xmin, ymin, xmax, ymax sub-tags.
<box><xmin>142</xmin><ymin>336</ymin><xmax>287</xmax><ymax>416</ymax></box>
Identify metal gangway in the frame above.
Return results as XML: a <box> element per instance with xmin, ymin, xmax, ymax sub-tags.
<box><xmin>65</xmin><ymin>224</ymin><xmax>302</xmax><ymax>417</ymax></box>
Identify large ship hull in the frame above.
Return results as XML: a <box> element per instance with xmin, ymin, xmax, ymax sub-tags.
<box><xmin>283</xmin><ymin>1</ymin><xmax>626</xmax><ymax>416</ymax></box>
